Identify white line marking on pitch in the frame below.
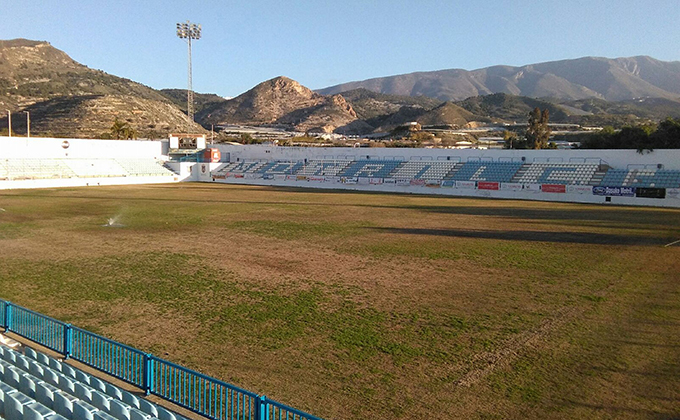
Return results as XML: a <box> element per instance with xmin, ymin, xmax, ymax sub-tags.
<box><xmin>664</xmin><ymin>239</ymin><xmax>680</xmax><ymax>247</ymax></box>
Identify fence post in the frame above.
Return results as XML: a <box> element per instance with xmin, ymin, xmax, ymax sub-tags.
<box><xmin>63</xmin><ymin>324</ymin><xmax>72</xmax><ymax>359</ymax></box>
<box><xmin>256</xmin><ymin>395</ymin><xmax>267</xmax><ymax>420</ymax></box>
<box><xmin>4</xmin><ymin>302</ymin><xmax>12</xmax><ymax>331</ymax></box>
<box><xmin>143</xmin><ymin>353</ymin><xmax>154</xmax><ymax>396</ymax></box>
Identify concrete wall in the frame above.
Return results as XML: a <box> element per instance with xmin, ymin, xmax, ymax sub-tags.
<box><xmin>0</xmin><ymin>136</ymin><xmax>168</xmax><ymax>159</ymax></box>
<box><xmin>216</xmin><ymin>144</ymin><xmax>680</xmax><ymax>170</ymax></box>
<box><xmin>208</xmin><ymin>176</ymin><xmax>680</xmax><ymax>208</ymax></box>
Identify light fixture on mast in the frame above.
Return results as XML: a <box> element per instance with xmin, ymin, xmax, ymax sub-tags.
<box><xmin>176</xmin><ymin>21</ymin><xmax>201</xmax><ymax>129</ymax></box>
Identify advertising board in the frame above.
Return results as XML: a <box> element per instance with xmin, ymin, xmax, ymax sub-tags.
<box><xmin>592</xmin><ymin>186</ymin><xmax>636</xmax><ymax>197</ymax></box>
<box><xmin>456</xmin><ymin>181</ymin><xmax>476</xmax><ymax>189</ymax></box>
<box><xmin>478</xmin><ymin>181</ymin><xmax>500</xmax><ymax>191</ymax></box>
<box><xmin>501</xmin><ymin>183</ymin><xmax>523</xmax><ymax>191</ymax></box>
<box><xmin>566</xmin><ymin>185</ymin><xmax>593</xmax><ymax>194</ymax></box>
<box><xmin>523</xmin><ymin>183</ymin><xmax>542</xmax><ymax>193</ymax></box>
<box><xmin>666</xmin><ymin>188</ymin><xmax>680</xmax><ymax>200</ymax></box>
<box><xmin>541</xmin><ymin>184</ymin><xmax>566</xmax><ymax>193</ymax></box>
<box><xmin>636</xmin><ymin>187</ymin><xmax>666</xmax><ymax>199</ymax></box>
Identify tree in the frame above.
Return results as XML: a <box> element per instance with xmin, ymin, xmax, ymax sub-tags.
<box><xmin>503</xmin><ymin>130</ymin><xmax>526</xmax><ymax>149</ymax></box>
<box><xmin>525</xmin><ymin>108</ymin><xmax>551</xmax><ymax>149</ymax></box>
<box><xmin>651</xmin><ymin>117</ymin><xmax>680</xmax><ymax>149</ymax></box>
<box><xmin>109</xmin><ymin>118</ymin><xmax>137</xmax><ymax>140</ymax></box>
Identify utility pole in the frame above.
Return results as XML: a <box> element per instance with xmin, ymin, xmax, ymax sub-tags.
<box><xmin>6</xmin><ymin>110</ymin><xmax>11</xmax><ymax>137</ymax></box>
<box><xmin>176</xmin><ymin>21</ymin><xmax>201</xmax><ymax>131</ymax></box>
<box><xmin>24</xmin><ymin>111</ymin><xmax>30</xmax><ymax>138</ymax></box>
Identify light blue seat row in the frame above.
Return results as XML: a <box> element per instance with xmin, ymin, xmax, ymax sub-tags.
<box><xmin>451</xmin><ymin>161</ymin><xmax>523</xmax><ymax>182</ymax></box>
<box><xmin>339</xmin><ymin>160</ymin><xmax>402</xmax><ymax>178</ymax></box>
<box><xmin>600</xmin><ymin>169</ymin><xmax>680</xmax><ymax>188</ymax></box>
<box><xmin>1</xmin><ymin>345</ymin><xmax>184</xmax><ymax>420</ymax></box>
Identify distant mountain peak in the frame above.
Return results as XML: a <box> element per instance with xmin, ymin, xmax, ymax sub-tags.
<box><xmin>197</xmin><ymin>76</ymin><xmax>359</xmax><ymax>133</ymax></box>
<box><xmin>0</xmin><ymin>38</ymin><xmax>50</xmax><ymax>48</ymax></box>
<box><xmin>318</xmin><ymin>56</ymin><xmax>680</xmax><ymax>102</ymax></box>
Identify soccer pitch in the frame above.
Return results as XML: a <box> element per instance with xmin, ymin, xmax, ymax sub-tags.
<box><xmin>1</xmin><ymin>184</ymin><xmax>679</xmax><ymax>419</ymax></box>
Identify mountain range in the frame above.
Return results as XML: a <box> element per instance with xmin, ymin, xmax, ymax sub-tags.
<box><xmin>1</xmin><ymin>38</ymin><xmax>680</xmax><ymax>138</ymax></box>
<box><xmin>318</xmin><ymin>56</ymin><xmax>680</xmax><ymax>102</ymax></box>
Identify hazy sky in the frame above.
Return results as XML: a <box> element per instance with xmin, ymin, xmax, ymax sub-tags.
<box><xmin>2</xmin><ymin>0</ymin><xmax>679</xmax><ymax>98</ymax></box>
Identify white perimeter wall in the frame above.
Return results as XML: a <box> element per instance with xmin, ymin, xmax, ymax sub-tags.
<box><xmin>0</xmin><ymin>136</ymin><xmax>168</xmax><ymax>159</ymax></box>
<box><xmin>216</xmin><ymin>144</ymin><xmax>680</xmax><ymax>170</ymax></box>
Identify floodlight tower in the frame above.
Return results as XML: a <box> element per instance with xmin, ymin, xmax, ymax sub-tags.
<box><xmin>176</xmin><ymin>20</ymin><xmax>201</xmax><ymax>127</ymax></box>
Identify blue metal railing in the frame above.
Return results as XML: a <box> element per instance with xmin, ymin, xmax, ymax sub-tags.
<box><xmin>70</xmin><ymin>326</ymin><xmax>147</xmax><ymax>389</ymax></box>
<box><xmin>266</xmin><ymin>398</ymin><xmax>322</xmax><ymax>420</ymax></box>
<box><xmin>8</xmin><ymin>304</ymin><xmax>65</xmax><ymax>353</ymax></box>
<box><xmin>153</xmin><ymin>357</ymin><xmax>260</xmax><ymax>420</ymax></box>
<box><xmin>0</xmin><ymin>300</ymin><xmax>323</xmax><ymax>420</ymax></box>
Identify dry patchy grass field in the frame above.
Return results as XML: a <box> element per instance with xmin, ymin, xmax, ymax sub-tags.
<box><xmin>1</xmin><ymin>184</ymin><xmax>679</xmax><ymax>419</ymax></box>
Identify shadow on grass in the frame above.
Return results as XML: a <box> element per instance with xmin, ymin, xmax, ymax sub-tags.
<box><xmin>561</xmin><ymin>400</ymin><xmax>679</xmax><ymax>418</ymax></box>
<box><xmin>365</xmin><ymin>227</ymin><xmax>669</xmax><ymax>246</ymax></box>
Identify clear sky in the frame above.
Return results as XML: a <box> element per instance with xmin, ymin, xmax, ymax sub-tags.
<box><xmin>2</xmin><ymin>0</ymin><xmax>679</xmax><ymax>98</ymax></box>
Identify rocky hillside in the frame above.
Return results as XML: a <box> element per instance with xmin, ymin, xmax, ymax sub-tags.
<box><xmin>319</xmin><ymin>56</ymin><xmax>680</xmax><ymax>102</ymax></box>
<box><xmin>160</xmin><ymin>89</ymin><xmax>228</xmax><ymax>115</ymax></box>
<box><xmin>456</xmin><ymin>93</ymin><xmax>569</xmax><ymax>123</ymax></box>
<box><xmin>0</xmin><ymin>38</ymin><xmax>204</xmax><ymax>137</ymax></box>
<box><xmin>8</xmin><ymin>95</ymin><xmax>201</xmax><ymax>138</ymax></box>
<box><xmin>197</xmin><ymin>77</ymin><xmax>364</xmax><ymax>133</ymax></box>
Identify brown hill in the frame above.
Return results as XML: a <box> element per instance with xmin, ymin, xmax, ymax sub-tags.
<box><xmin>197</xmin><ymin>77</ymin><xmax>361</xmax><ymax>133</ymax></box>
<box><xmin>416</xmin><ymin>102</ymin><xmax>482</xmax><ymax>127</ymax></box>
<box><xmin>0</xmin><ymin>38</ymin><xmax>203</xmax><ymax>138</ymax></box>
<box><xmin>5</xmin><ymin>95</ymin><xmax>204</xmax><ymax>139</ymax></box>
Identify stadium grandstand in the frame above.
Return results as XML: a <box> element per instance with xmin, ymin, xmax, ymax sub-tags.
<box><xmin>2</xmin><ymin>135</ymin><xmax>680</xmax><ymax>206</ymax></box>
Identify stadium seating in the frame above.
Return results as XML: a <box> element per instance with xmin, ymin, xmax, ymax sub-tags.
<box><xmin>599</xmin><ymin>168</ymin><xmax>680</xmax><ymax>188</ymax></box>
<box><xmin>338</xmin><ymin>160</ymin><xmax>402</xmax><ymax>178</ymax></box>
<box><xmin>389</xmin><ymin>161</ymin><xmax>458</xmax><ymax>181</ymax></box>
<box><xmin>63</xmin><ymin>160</ymin><xmax>129</xmax><ymax>178</ymax></box>
<box><xmin>0</xmin><ymin>344</ymin><xmax>185</xmax><ymax>420</ymax></box>
<box><xmin>1</xmin><ymin>159</ymin><xmax>76</xmax><ymax>180</ymax></box>
<box><xmin>114</xmin><ymin>160</ymin><xmax>175</xmax><ymax>177</ymax></box>
<box><xmin>208</xmin><ymin>157</ymin><xmax>680</xmax><ymax>193</ymax></box>
<box><xmin>254</xmin><ymin>161</ymin><xmax>304</xmax><ymax>175</ymax></box>
<box><xmin>212</xmin><ymin>161</ymin><xmax>267</xmax><ymax>175</ymax></box>
<box><xmin>450</xmin><ymin>161</ymin><xmax>523</xmax><ymax>183</ymax></box>
<box><xmin>295</xmin><ymin>160</ymin><xmax>352</xmax><ymax>176</ymax></box>
<box><xmin>0</xmin><ymin>158</ymin><xmax>174</xmax><ymax>181</ymax></box>
<box><xmin>513</xmin><ymin>162</ymin><xmax>600</xmax><ymax>185</ymax></box>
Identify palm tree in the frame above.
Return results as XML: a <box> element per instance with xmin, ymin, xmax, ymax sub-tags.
<box><xmin>110</xmin><ymin>118</ymin><xmax>137</xmax><ymax>140</ymax></box>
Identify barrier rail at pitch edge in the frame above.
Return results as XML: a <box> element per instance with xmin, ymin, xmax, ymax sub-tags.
<box><xmin>0</xmin><ymin>300</ymin><xmax>323</xmax><ymax>420</ymax></box>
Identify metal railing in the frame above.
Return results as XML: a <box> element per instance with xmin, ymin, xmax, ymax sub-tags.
<box><xmin>70</xmin><ymin>326</ymin><xmax>147</xmax><ymax>388</ymax></box>
<box><xmin>1</xmin><ymin>300</ymin><xmax>323</xmax><ymax>420</ymax></box>
<box><xmin>8</xmin><ymin>304</ymin><xmax>65</xmax><ymax>353</ymax></box>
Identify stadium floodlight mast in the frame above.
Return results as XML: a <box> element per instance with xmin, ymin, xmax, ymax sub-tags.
<box><xmin>176</xmin><ymin>20</ymin><xmax>201</xmax><ymax>130</ymax></box>
<box><xmin>24</xmin><ymin>111</ymin><xmax>30</xmax><ymax>138</ymax></box>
